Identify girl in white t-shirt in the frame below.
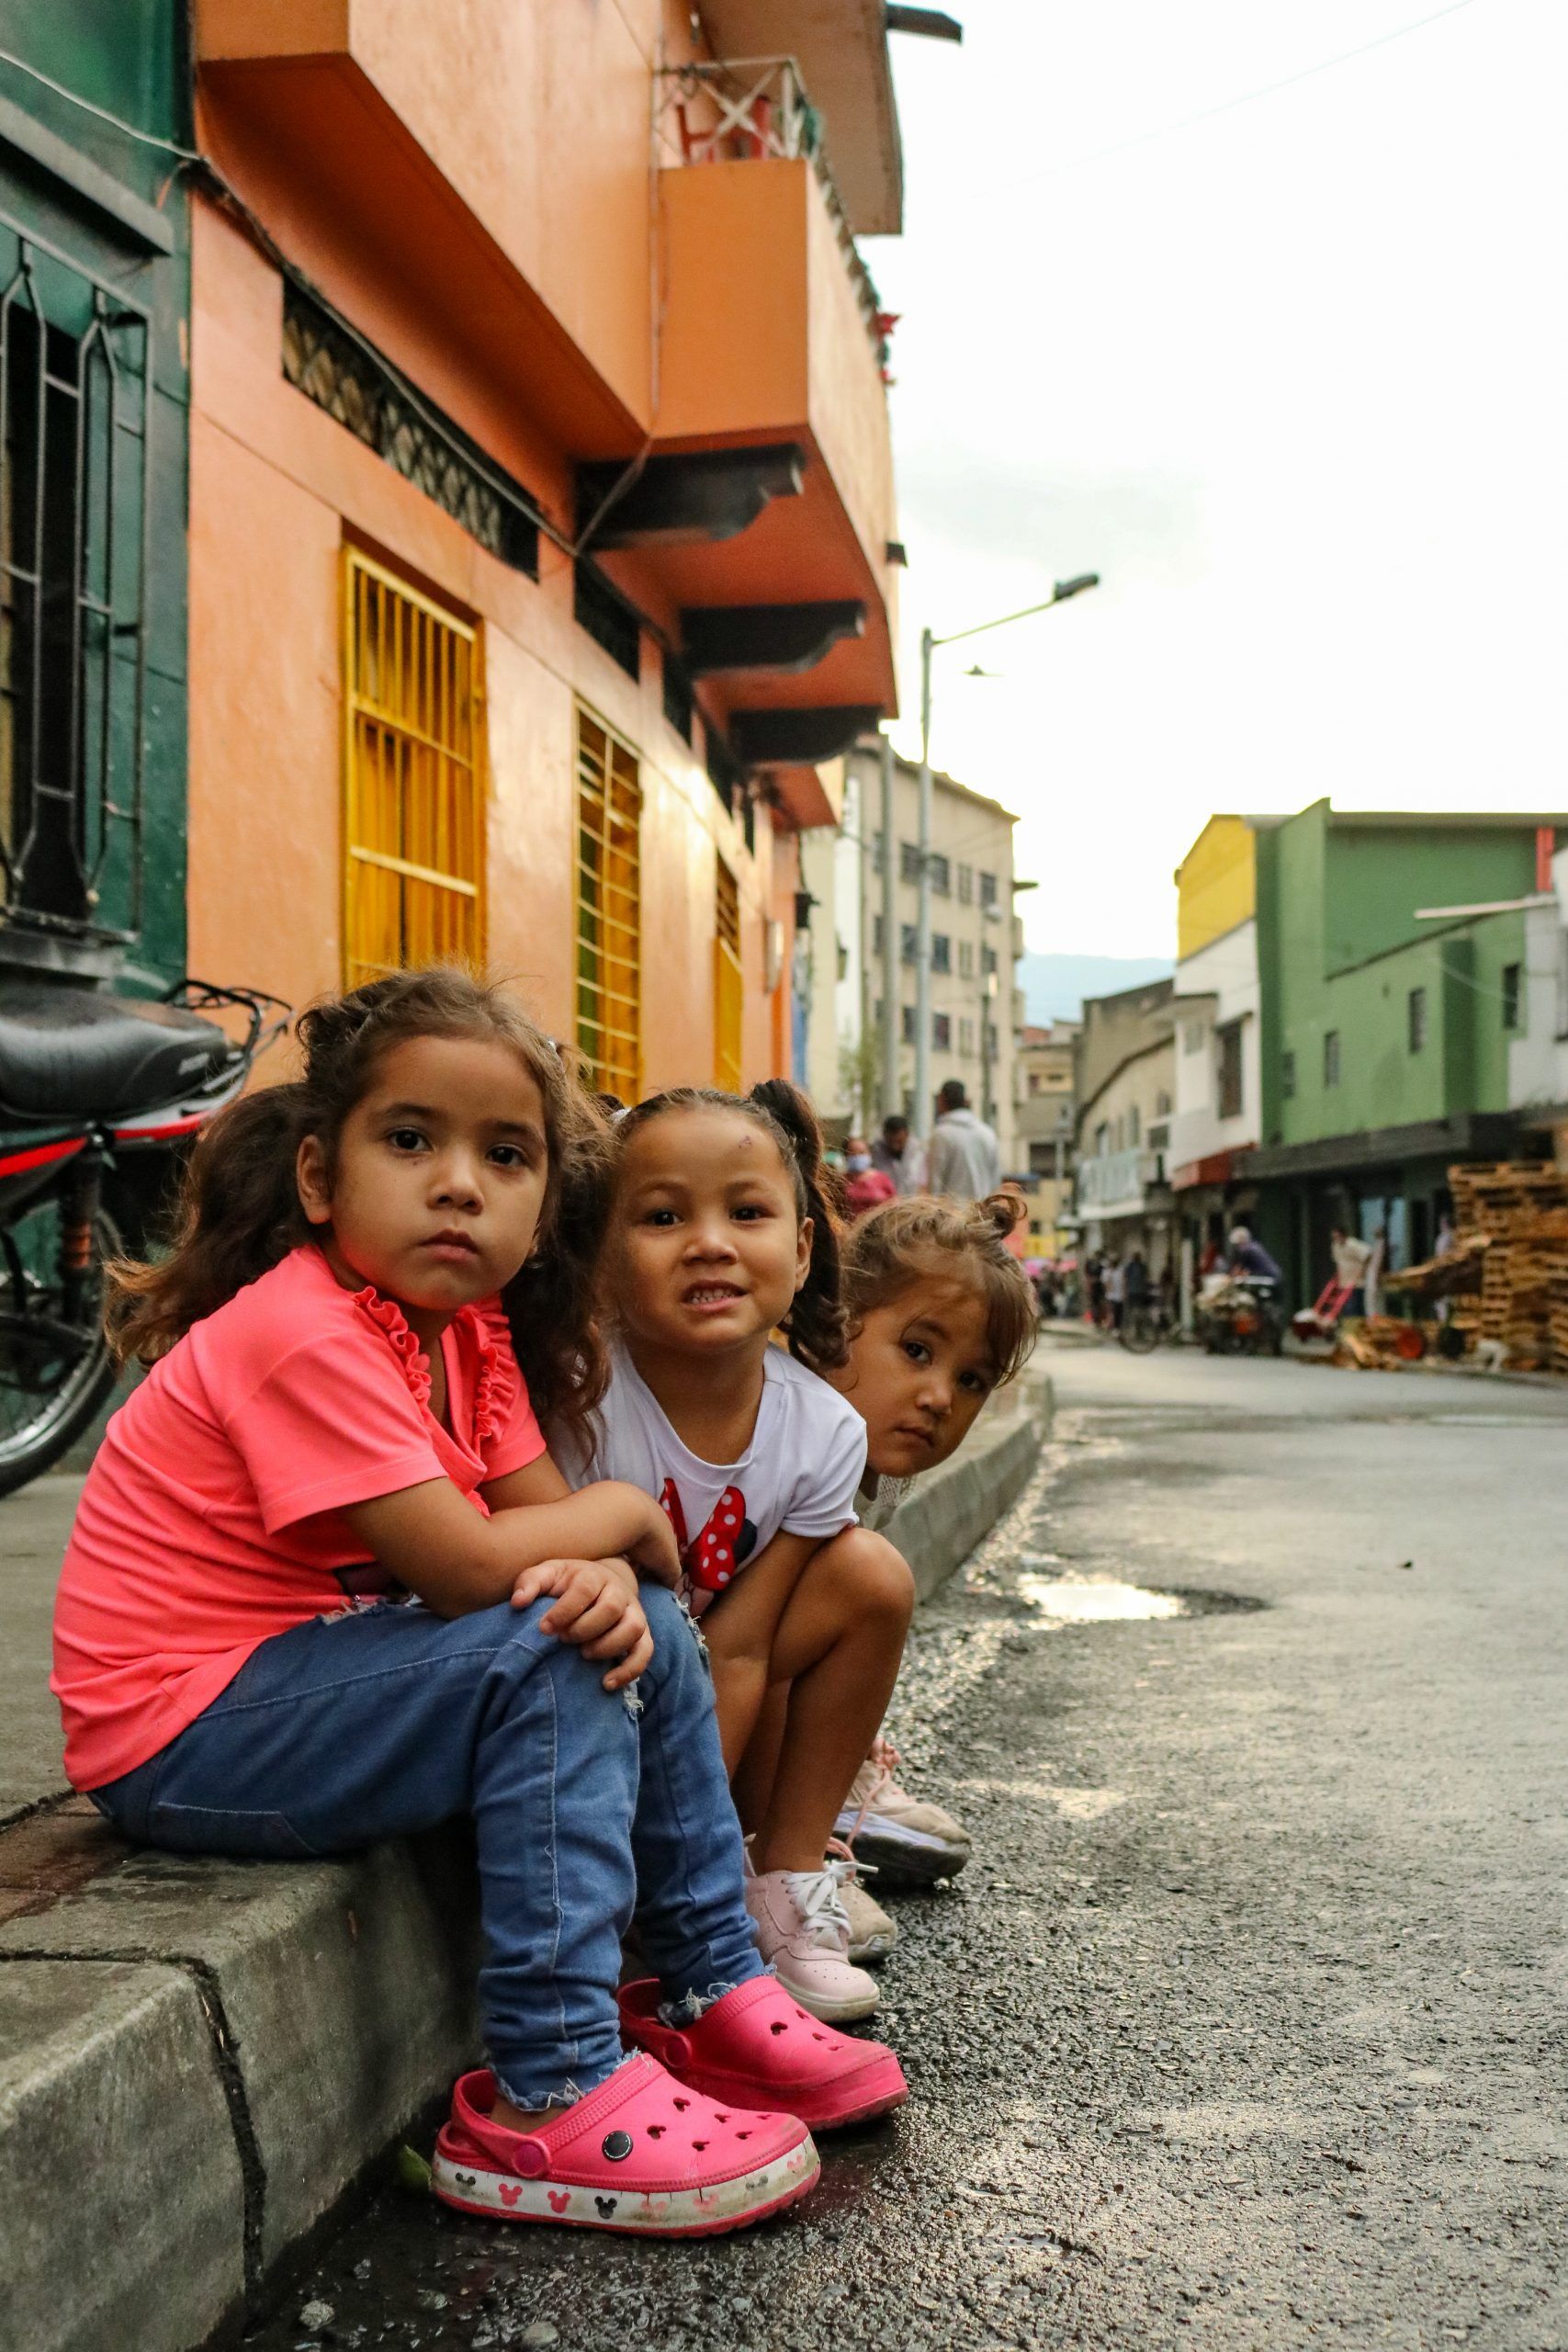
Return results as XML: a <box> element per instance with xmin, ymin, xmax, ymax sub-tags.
<box><xmin>577</xmin><ymin>1080</ymin><xmax>917</xmax><ymax>2027</ymax></box>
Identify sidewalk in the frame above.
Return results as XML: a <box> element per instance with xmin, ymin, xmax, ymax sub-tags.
<box><xmin>0</xmin><ymin>1366</ymin><xmax>1051</xmax><ymax>2352</ymax></box>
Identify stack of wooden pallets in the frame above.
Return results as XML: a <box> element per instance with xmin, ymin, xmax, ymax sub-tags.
<box><xmin>1447</xmin><ymin>1162</ymin><xmax>1568</xmax><ymax>1370</ymax></box>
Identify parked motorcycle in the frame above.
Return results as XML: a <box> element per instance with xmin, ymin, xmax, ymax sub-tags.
<box><xmin>1195</xmin><ymin>1273</ymin><xmax>1284</xmax><ymax>1357</ymax></box>
<box><xmin>0</xmin><ymin>978</ymin><xmax>286</xmax><ymax>1497</ymax></box>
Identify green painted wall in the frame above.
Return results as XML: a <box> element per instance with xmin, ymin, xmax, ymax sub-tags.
<box><xmin>1258</xmin><ymin>801</ymin><xmax>1547</xmax><ymax>1148</ymax></box>
<box><xmin>0</xmin><ymin>2</ymin><xmax>190</xmax><ymax>988</ymax></box>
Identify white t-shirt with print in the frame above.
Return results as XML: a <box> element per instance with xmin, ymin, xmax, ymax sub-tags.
<box><xmin>579</xmin><ymin>1343</ymin><xmax>866</xmax><ymax>1615</ymax></box>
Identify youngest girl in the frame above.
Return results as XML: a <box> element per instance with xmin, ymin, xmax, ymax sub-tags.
<box><xmin>51</xmin><ymin>971</ymin><xmax>898</xmax><ymax>2239</ymax></box>
<box><xmin>824</xmin><ymin>1193</ymin><xmax>1040</xmax><ymax>1940</ymax></box>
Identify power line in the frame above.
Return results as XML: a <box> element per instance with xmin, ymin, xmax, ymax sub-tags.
<box><xmin>1006</xmin><ymin>0</ymin><xmax>1484</xmax><ymax>188</ymax></box>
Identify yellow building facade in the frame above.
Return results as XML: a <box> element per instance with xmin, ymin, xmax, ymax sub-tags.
<box><xmin>1175</xmin><ymin>816</ymin><xmax>1258</xmax><ymax>962</ymax></box>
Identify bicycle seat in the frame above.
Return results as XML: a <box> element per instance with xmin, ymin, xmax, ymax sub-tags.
<box><xmin>0</xmin><ymin>983</ymin><xmax>232</xmax><ymax>1121</ymax></box>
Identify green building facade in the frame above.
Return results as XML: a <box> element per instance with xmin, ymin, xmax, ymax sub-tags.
<box><xmin>0</xmin><ymin>2</ymin><xmax>191</xmax><ymax>991</ymax></box>
<box><xmin>1249</xmin><ymin>802</ymin><xmax>1564</xmax><ymax>1302</ymax></box>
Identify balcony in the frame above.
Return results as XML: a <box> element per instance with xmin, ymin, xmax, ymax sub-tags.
<box><xmin>1077</xmin><ymin>1148</ymin><xmax>1168</xmax><ymax>1220</ymax></box>
<box><xmin>578</xmin><ymin>53</ymin><xmax>899</xmax><ymax>821</ymax></box>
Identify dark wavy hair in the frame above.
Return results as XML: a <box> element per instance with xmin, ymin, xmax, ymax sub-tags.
<box><xmin>105</xmin><ymin>968</ymin><xmax>613</xmax><ymax>1445</ymax></box>
<box><xmin>608</xmin><ymin>1078</ymin><xmax>850</xmax><ymax>1374</ymax></box>
<box><xmin>840</xmin><ymin>1190</ymin><xmax>1038</xmax><ymax>1386</ymax></box>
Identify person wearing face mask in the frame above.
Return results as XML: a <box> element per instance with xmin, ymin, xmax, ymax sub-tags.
<box><xmin>842</xmin><ymin>1136</ymin><xmax>897</xmax><ymax>1219</ymax></box>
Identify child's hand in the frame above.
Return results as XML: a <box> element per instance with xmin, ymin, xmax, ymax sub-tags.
<box><xmin>509</xmin><ymin>1557</ymin><xmax>652</xmax><ymax>1689</ymax></box>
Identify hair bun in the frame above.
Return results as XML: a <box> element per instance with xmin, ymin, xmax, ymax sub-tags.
<box><xmin>978</xmin><ymin>1189</ymin><xmax>1025</xmax><ymax>1240</ymax></box>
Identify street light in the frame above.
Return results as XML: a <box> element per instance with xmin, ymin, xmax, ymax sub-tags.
<box><xmin>914</xmin><ymin>571</ymin><xmax>1100</xmax><ymax>1135</ymax></box>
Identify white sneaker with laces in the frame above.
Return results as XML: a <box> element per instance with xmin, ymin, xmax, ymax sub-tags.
<box><xmin>833</xmin><ymin>1737</ymin><xmax>972</xmax><ymax>1887</ymax></box>
<box><xmin>743</xmin><ymin>1855</ymin><xmax>881</xmax><ymax>2023</ymax></box>
<box><xmin>840</xmin><ymin>1874</ymin><xmax>898</xmax><ymax>1963</ymax></box>
<box><xmin>823</xmin><ymin>1833</ymin><xmax>897</xmax><ymax>1962</ymax></box>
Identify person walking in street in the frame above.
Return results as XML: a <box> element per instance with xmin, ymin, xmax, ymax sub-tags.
<box><xmin>1104</xmin><ymin>1254</ymin><xmax>1126</xmax><ymax>1332</ymax></box>
<box><xmin>842</xmin><ymin>1135</ymin><xmax>897</xmax><ymax>1219</ymax></box>
<box><xmin>925</xmin><ymin>1079</ymin><xmax>1002</xmax><ymax>1202</ymax></box>
<box><xmin>51</xmin><ymin>971</ymin><xmax>902</xmax><ymax>2241</ymax></box>
<box><xmin>1329</xmin><ymin>1224</ymin><xmax>1373</xmax><ymax>1317</ymax></box>
<box><xmin>871</xmin><ymin>1113</ymin><xmax>926</xmax><ymax>1197</ymax></box>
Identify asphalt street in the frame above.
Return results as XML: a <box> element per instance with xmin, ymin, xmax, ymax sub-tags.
<box><xmin>252</xmin><ymin>1344</ymin><xmax>1568</xmax><ymax>2352</ymax></box>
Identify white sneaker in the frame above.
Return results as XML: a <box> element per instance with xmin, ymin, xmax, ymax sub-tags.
<box><xmin>840</xmin><ymin>1874</ymin><xmax>898</xmax><ymax>1963</ymax></box>
<box><xmin>833</xmin><ymin>1739</ymin><xmax>972</xmax><ymax>1888</ymax></box>
<box><xmin>743</xmin><ymin>1857</ymin><xmax>881</xmax><ymax>2023</ymax></box>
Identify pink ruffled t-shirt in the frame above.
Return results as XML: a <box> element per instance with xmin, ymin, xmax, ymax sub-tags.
<box><xmin>52</xmin><ymin>1245</ymin><xmax>546</xmax><ymax>1789</ymax></box>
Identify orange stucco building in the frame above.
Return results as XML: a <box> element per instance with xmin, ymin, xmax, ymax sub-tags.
<box><xmin>185</xmin><ymin>0</ymin><xmax>904</xmax><ymax>1094</ymax></box>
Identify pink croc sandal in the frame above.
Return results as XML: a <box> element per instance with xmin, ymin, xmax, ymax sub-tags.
<box><xmin>619</xmin><ymin>1975</ymin><xmax>908</xmax><ymax>2131</ymax></box>
<box><xmin>430</xmin><ymin>2052</ymin><xmax>817</xmax><ymax>2236</ymax></box>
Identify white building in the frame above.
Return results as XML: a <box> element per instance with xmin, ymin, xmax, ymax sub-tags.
<box><xmin>845</xmin><ymin>741</ymin><xmax>1021</xmax><ymax>1167</ymax></box>
<box><xmin>1466</xmin><ymin>842</ymin><xmax>1568</xmax><ymax>1159</ymax></box>
<box><xmin>798</xmin><ymin>757</ymin><xmax>871</xmax><ymax>1137</ymax></box>
<box><xmin>1168</xmin><ymin>815</ymin><xmax>1280</xmax><ymax>1261</ymax></box>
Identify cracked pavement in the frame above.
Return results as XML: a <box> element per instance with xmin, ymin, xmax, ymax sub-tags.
<box><xmin>248</xmin><ymin>1344</ymin><xmax>1568</xmax><ymax>2349</ymax></box>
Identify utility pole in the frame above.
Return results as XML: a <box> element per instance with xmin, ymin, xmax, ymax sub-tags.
<box><xmin>980</xmin><ymin>964</ymin><xmax>997</xmax><ymax>1126</ymax></box>
<box><xmin>880</xmin><ymin>731</ymin><xmax>898</xmax><ymax>1121</ymax></box>
<box><xmin>914</xmin><ymin>575</ymin><xmax>1098</xmax><ymax>1154</ymax></box>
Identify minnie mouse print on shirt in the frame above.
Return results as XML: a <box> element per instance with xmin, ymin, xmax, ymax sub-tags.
<box><xmin>577</xmin><ymin>1342</ymin><xmax>866</xmax><ymax>1617</ymax></box>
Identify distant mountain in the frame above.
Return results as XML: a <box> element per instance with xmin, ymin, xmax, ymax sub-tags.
<box><xmin>1020</xmin><ymin>952</ymin><xmax>1174</xmax><ymax>1024</ymax></box>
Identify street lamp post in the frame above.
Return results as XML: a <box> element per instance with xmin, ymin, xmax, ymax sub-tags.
<box><xmin>914</xmin><ymin>573</ymin><xmax>1099</xmax><ymax>1140</ymax></box>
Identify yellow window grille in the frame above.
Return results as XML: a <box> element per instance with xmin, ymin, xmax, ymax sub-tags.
<box><xmin>576</xmin><ymin>708</ymin><xmax>642</xmax><ymax>1099</ymax></box>
<box><xmin>714</xmin><ymin>856</ymin><xmax>743</xmax><ymax>1094</ymax></box>
<box><xmin>343</xmin><ymin>548</ymin><xmax>485</xmax><ymax>988</ymax></box>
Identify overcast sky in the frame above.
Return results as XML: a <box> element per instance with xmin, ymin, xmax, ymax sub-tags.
<box><xmin>869</xmin><ymin>0</ymin><xmax>1567</xmax><ymax>960</ymax></box>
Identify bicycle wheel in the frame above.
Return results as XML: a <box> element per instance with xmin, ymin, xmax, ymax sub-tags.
<box><xmin>0</xmin><ymin>1203</ymin><xmax>121</xmax><ymax>1499</ymax></box>
<box><xmin>1120</xmin><ymin>1304</ymin><xmax>1159</xmax><ymax>1353</ymax></box>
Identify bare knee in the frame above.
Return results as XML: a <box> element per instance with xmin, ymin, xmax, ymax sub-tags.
<box><xmin>812</xmin><ymin>1526</ymin><xmax>917</xmax><ymax>1633</ymax></box>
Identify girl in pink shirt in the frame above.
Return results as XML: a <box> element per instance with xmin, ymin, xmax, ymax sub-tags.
<box><xmin>52</xmin><ymin>969</ymin><xmax>896</xmax><ymax>2234</ymax></box>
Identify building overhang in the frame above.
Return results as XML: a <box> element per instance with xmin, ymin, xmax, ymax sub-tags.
<box><xmin>732</xmin><ymin>706</ymin><xmax>882</xmax><ymax>768</ymax></box>
<box><xmin>682</xmin><ymin>600</ymin><xmax>866</xmax><ymax>676</ymax></box>
<box><xmin>580</xmin><ymin>447</ymin><xmax>806</xmax><ymax>549</ymax></box>
<box><xmin>193</xmin><ymin>5</ymin><xmax>644</xmax><ymax>457</ymax></box>
<box><xmin>1247</xmin><ymin>1113</ymin><xmax>1524</xmax><ymax>1182</ymax></box>
<box><xmin>1172</xmin><ymin>1146</ymin><xmax>1253</xmax><ymax>1192</ymax></box>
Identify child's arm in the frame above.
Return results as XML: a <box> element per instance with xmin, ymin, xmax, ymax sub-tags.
<box><xmin>344</xmin><ymin>1468</ymin><xmax>680</xmax><ymax>1623</ymax></box>
<box><xmin>698</xmin><ymin>1532</ymin><xmax>822</xmax><ymax>1774</ymax></box>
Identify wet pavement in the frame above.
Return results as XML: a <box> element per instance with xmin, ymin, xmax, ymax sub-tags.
<box><xmin>250</xmin><ymin>1346</ymin><xmax>1568</xmax><ymax>2352</ymax></box>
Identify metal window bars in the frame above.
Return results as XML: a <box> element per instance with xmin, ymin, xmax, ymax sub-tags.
<box><xmin>1</xmin><ymin>214</ymin><xmax>151</xmax><ymax>942</ymax></box>
<box><xmin>343</xmin><ymin>548</ymin><xmax>486</xmax><ymax>988</ymax></box>
<box><xmin>575</xmin><ymin>709</ymin><xmax>642</xmax><ymax>1102</ymax></box>
<box><xmin>658</xmin><ymin>57</ymin><xmax>888</xmax><ymax>361</ymax></box>
<box><xmin>714</xmin><ymin>855</ymin><xmax>743</xmax><ymax>1092</ymax></box>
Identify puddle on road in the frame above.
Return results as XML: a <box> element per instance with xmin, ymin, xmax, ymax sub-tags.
<box><xmin>999</xmin><ymin>1555</ymin><xmax>1264</xmax><ymax>1625</ymax></box>
<box><xmin>1016</xmin><ymin>1566</ymin><xmax>1187</xmax><ymax>1623</ymax></box>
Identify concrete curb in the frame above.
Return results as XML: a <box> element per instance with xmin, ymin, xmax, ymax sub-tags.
<box><xmin>0</xmin><ymin>1373</ymin><xmax>1050</xmax><ymax>2351</ymax></box>
<box><xmin>880</xmin><ymin>1363</ymin><xmax>1054</xmax><ymax>1601</ymax></box>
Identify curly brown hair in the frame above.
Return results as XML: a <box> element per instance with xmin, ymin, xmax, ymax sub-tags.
<box><xmin>841</xmin><ymin>1191</ymin><xmax>1038</xmax><ymax>1386</ymax></box>
<box><xmin>608</xmin><ymin>1077</ymin><xmax>851</xmax><ymax>1374</ymax></box>
<box><xmin>105</xmin><ymin>968</ymin><xmax>613</xmax><ymax>1447</ymax></box>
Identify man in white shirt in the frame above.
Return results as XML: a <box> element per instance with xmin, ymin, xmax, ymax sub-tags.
<box><xmin>925</xmin><ymin>1080</ymin><xmax>1002</xmax><ymax>1202</ymax></box>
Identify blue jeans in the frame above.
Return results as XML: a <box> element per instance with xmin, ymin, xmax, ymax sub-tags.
<box><xmin>92</xmin><ymin>1585</ymin><xmax>763</xmax><ymax>2109</ymax></box>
